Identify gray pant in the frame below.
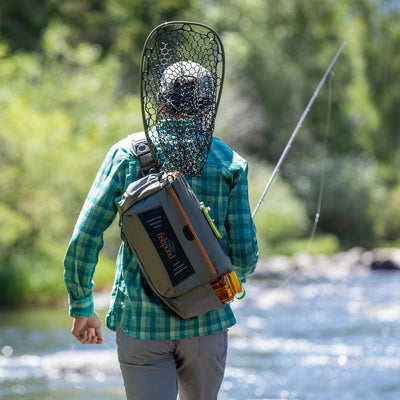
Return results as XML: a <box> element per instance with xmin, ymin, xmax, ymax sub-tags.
<box><xmin>116</xmin><ymin>325</ymin><xmax>228</xmax><ymax>400</ymax></box>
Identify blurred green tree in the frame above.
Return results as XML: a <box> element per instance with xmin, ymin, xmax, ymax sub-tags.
<box><xmin>0</xmin><ymin>0</ymin><xmax>56</xmax><ymax>51</ymax></box>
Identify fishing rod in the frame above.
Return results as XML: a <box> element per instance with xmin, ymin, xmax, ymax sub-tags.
<box><xmin>252</xmin><ymin>29</ymin><xmax>353</xmax><ymax>219</ymax></box>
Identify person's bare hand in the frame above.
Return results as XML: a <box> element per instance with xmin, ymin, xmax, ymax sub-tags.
<box><xmin>71</xmin><ymin>311</ymin><xmax>104</xmax><ymax>344</ymax></box>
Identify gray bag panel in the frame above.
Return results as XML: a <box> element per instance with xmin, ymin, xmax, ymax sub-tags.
<box><xmin>169</xmin><ymin>173</ymin><xmax>232</xmax><ymax>277</ymax></box>
<box><xmin>154</xmin><ymin>280</ymin><xmax>225</xmax><ymax>320</ymax></box>
<box><xmin>119</xmin><ymin>173</ymin><xmax>167</xmax><ymax>212</ymax></box>
<box><xmin>138</xmin><ymin>260</ymin><xmax>225</xmax><ymax>319</ymax></box>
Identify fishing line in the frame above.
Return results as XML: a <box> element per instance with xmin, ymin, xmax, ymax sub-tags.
<box><xmin>70</xmin><ymin>343</ymin><xmax>87</xmax><ymax>390</ymax></box>
<box><xmin>69</xmin><ymin>341</ymin><xmax>115</xmax><ymax>391</ymax></box>
<box><xmin>102</xmin><ymin>342</ymin><xmax>114</xmax><ymax>350</ymax></box>
<box><xmin>305</xmin><ymin>72</ymin><xmax>333</xmax><ymax>253</ymax></box>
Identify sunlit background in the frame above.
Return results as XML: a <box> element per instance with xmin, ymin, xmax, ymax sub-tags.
<box><xmin>1</xmin><ymin>0</ymin><xmax>400</xmax><ymax>399</ymax></box>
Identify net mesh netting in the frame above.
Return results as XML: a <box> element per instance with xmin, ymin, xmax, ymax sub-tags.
<box><xmin>141</xmin><ymin>22</ymin><xmax>225</xmax><ymax>177</ymax></box>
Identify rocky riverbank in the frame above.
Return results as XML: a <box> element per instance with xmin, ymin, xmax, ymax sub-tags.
<box><xmin>251</xmin><ymin>247</ymin><xmax>400</xmax><ymax>281</ymax></box>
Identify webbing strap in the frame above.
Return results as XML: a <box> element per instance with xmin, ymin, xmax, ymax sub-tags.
<box><xmin>129</xmin><ymin>132</ymin><xmax>159</xmax><ymax>177</ymax></box>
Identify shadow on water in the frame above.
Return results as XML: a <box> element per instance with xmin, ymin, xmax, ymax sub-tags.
<box><xmin>1</xmin><ymin>269</ymin><xmax>400</xmax><ymax>399</ymax></box>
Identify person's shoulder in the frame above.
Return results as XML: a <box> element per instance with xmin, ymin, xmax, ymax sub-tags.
<box><xmin>108</xmin><ymin>132</ymin><xmax>144</xmax><ymax>160</ymax></box>
<box><xmin>112</xmin><ymin>132</ymin><xmax>142</xmax><ymax>151</ymax></box>
<box><xmin>209</xmin><ymin>137</ymin><xmax>248</xmax><ymax>171</ymax></box>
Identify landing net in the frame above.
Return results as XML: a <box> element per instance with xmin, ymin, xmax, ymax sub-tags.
<box><xmin>141</xmin><ymin>21</ymin><xmax>225</xmax><ymax>176</ymax></box>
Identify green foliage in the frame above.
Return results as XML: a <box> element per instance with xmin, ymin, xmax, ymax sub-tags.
<box><xmin>0</xmin><ymin>0</ymin><xmax>56</xmax><ymax>52</ymax></box>
<box><xmin>0</xmin><ymin>33</ymin><xmax>143</xmax><ymax>247</ymax></box>
<box><xmin>380</xmin><ymin>184</ymin><xmax>400</xmax><ymax>242</ymax></box>
<box><xmin>274</xmin><ymin>234</ymin><xmax>340</xmax><ymax>256</ymax></box>
<box><xmin>0</xmin><ymin>244</ymin><xmax>64</xmax><ymax>308</ymax></box>
<box><xmin>0</xmin><ymin>29</ymin><xmax>142</xmax><ymax>307</ymax></box>
<box><xmin>0</xmin><ymin>241</ymin><xmax>116</xmax><ymax>308</ymax></box>
<box><xmin>286</xmin><ymin>154</ymin><xmax>385</xmax><ymax>248</ymax></box>
<box><xmin>0</xmin><ymin>0</ymin><xmax>204</xmax><ymax>91</ymax></box>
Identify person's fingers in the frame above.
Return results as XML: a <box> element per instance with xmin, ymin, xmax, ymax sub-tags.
<box><xmin>78</xmin><ymin>330</ymin><xmax>102</xmax><ymax>344</ymax></box>
<box><xmin>72</xmin><ymin>329</ymin><xmax>89</xmax><ymax>343</ymax></box>
<box><xmin>80</xmin><ymin>330</ymin><xmax>88</xmax><ymax>343</ymax></box>
<box><xmin>94</xmin><ymin>326</ymin><xmax>104</xmax><ymax>343</ymax></box>
<box><xmin>85</xmin><ymin>332</ymin><xmax>93</xmax><ymax>344</ymax></box>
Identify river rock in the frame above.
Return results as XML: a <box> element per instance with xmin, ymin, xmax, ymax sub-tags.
<box><xmin>370</xmin><ymin>248</ymin><xmax>400</xmax><ymax>271</ymax></box>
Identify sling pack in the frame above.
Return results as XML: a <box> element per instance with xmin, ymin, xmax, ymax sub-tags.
<box><xmin>118</xmin><ymin>133</ymin><xmax>243</xmax><ymax>319</ymax></box>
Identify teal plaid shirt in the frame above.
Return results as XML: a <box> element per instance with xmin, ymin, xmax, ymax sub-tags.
<box><xmin>63</xmin><ymin>134</ymin><xmax>258</xmax><ymax>340</ymax></box>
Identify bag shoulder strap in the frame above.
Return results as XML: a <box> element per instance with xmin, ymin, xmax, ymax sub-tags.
<box><xmin>128</xmin><ymin>131</ymin><xmax>159</xmax><ymax>177</ymax></box>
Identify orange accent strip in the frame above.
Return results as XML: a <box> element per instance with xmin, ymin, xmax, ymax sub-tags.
<box><xmin>168</xmin><ymin>186</ymin><xmax>217</xmax><ymax>275</ymax></box>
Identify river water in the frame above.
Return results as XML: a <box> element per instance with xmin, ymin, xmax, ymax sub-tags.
<box><xmin>1</xmin><ymin>267</ymin><xmax>400</xmax><ymax>400</ymax></box>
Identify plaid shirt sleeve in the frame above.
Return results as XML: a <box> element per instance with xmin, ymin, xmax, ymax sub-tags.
<box><xmin>63</xmin><ymin>144</ymin><xmax>134</xmax><ymax>318</ymax></box>
<box><xmin>226</xmin><ymin>161</ymin><xmax>258</xmax><ymax>282</ymax></box>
